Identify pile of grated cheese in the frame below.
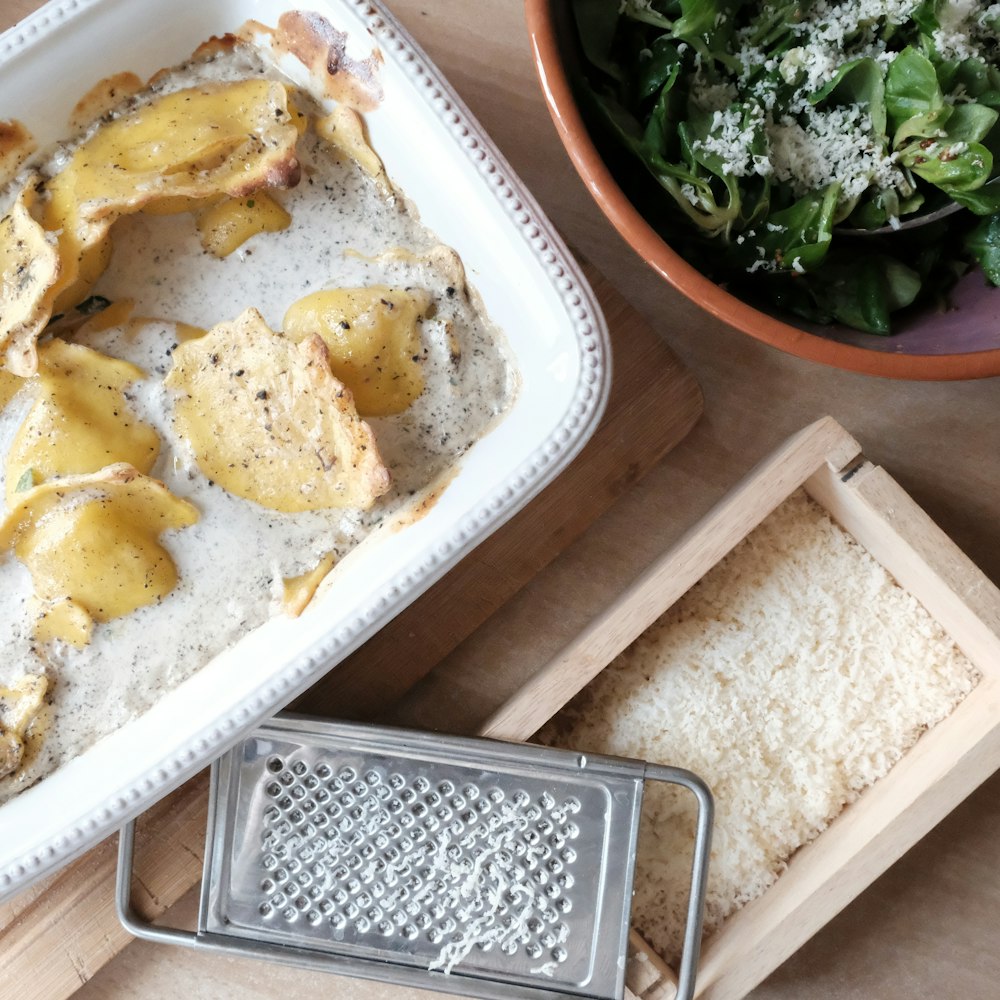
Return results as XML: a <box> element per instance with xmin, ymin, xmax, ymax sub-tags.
<box><xmin>535</xmin><ymin>490</ymin><xmax>980</xmax><ymax>965</ymax></box>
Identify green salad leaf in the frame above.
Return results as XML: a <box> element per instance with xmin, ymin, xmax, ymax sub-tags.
<box><xmin>966</xmin><ymin>214</ymin><xmax>1000</xmax><ymax>284</ymax></box>
<box><xmin>571</xmin><ymin>0</ymin><xmax>1000</xmax><ymax>334</ymax></box>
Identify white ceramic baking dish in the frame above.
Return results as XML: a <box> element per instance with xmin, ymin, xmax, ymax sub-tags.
<box><xmin>0</xmin><ymin>0</ymin><xmax>610</xmax><ymax>899</ymax></box>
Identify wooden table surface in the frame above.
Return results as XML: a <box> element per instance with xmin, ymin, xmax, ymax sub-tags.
<box><xmin>5</xmin><ymin>2</ymin><xmax>1000</xmax><ymax>999</ymax></box>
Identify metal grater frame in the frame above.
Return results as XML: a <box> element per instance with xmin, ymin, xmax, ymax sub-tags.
<box><xmin>117</xmin><ymin>716</ymin><xmax>713</xmax><ymax>1000</ymax></box>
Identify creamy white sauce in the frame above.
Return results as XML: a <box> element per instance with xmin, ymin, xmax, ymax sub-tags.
<box><xmin>0</xmin><ymin>46</ymin><xmax>515</xmax><ymax>803</ymax></box>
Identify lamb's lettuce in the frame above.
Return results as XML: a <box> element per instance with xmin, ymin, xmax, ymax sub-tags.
<box><xmin>572</xmin><ymin>0</ymin><xmax>1000</xmax><ymax>334</ymax></box>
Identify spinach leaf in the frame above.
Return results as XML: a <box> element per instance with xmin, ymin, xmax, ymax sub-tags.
<box><xmin>966</xmin><ymin>214</ymin><xmax>1000</xmax><ymax>284</ymax></box>
<box><xmin>573</xmin><ymin>0</ymin><xmax>626</xmax><ymax>81</ymax></box>
<box><xmin>637</xmin><ymin>36</ymin><xmax>683</xmax><ymax>101</ymax></box>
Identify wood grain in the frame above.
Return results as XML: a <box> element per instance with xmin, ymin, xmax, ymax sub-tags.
<box><xmin>0</xmin><ymin>266</ymin><xmax>701</xmax><ymax>999</ymax></box>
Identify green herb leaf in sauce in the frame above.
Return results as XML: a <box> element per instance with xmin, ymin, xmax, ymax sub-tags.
<box><xmin>14</xmin><ymin>468</ymin><xmax>36</xmax><ymax>493</ymax></box>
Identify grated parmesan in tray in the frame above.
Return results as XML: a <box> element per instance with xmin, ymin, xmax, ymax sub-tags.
<box><xmin>535</xmin><ymin>489</ymin><xmax>980</xmax><ymax>965</ymax></box>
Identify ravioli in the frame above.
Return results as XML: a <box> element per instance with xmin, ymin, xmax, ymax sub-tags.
<box><xmin>0</xmin><ymin>366</ymin><xmax>22</xmax><ymax>411</ymax></box>
<box><xmin>45</xmin><ymin>79</ymin><xmax>300</xmax><ymax>246</ymax></box>
<box><xmin>196</xmin><ymin>192</ymin><xmax>292</xmax><ymax>258</ymax></box>
<box><xmin>0</xmin><ymin>465</ymin><xmax>199</xmax><ymax>647</ymax></box>
<box><xmin>0</xmin><ymin>674</ymin><xmax>47</xmax><ymax>780</ymax></box>
<box><xmin>316</xmin><ymin>105</ymin><xmax>391</xmax><ymax>197</ymax></box>
<box><xmin>166</xmin><ymin>308</ymin><xmax>391</xmax><ymax>512</ymax></box>
<box><xmin>283</xmin><ymin>285</ymin><xmax>432</xmax><ymax>416</ymax></box>
<box><xmin>0</xmin><ymin>120</ymin><xmax>36</xmax><ymax>186</ymax></box>
<box><xmin>5</xmin><ymin>339</ymin><xmax>159</xmax><ymax>507</ymax></box>
<box><xmin>0</xmin><ymin>183</ymin><xmax>60</xmax><ymax>376</ymax></box>
<box><xmin>282</xmin><ymin>550</ymin><xmax>338</xmax><ymax>617</ymax></box>
<box><xmin>0</xmin><ymin>78</ymin><xmax>302</xmax><ymax>375</ymax></box>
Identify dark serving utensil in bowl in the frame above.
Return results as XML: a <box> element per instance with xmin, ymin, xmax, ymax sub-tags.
<box><xmin>525</xmin><ymin>0</ymin><xmax>1000</xmax><ymax>380</ymax></box>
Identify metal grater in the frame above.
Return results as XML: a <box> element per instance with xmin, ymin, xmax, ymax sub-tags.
<box><xmin>117</xmin><ymin>716</ymin><xmax>713</xmax><ymax>1000</ymax></box>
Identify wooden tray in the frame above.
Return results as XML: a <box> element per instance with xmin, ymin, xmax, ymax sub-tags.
<box><xmin>0</xmin><ymin>262</ymin><xmax>703</xmax><ymax>999</ymax></box>
<box><xmin>485</xmin><ymin>416</ymin><xmax>1000</xmax><ymax>1000</ymax></box>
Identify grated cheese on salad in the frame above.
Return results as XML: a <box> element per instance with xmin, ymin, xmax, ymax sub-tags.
<box><xmin>690</xmin><ymin>1</ymin><xmax>923</xmax><ymax>204</ymax></box>
<box><xmin>574</xmin><ymin>0</ymin><xmax>1000</xmax><ymax>334</ymax></box>
<box><xmin>766</xmin><ymin>105</ymin><xmax>906</xmax><ymax>201</ymax></box>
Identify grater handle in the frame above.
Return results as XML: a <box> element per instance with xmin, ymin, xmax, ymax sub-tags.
<box><xmin>116</xmin><ymin>818</ymin><xmax>348</xmax><ymax>973</ymax></box>
<box><xmin>643</xmin><ymin>764</ymin><xmax>714</xmax><ymax>1000</ymax></box>
<box><xmin>116</xmin><ymin>818</ymin><xmax>202</xmax><ymax>949</ymax></box>
<box><xmin>116</xmin><ymin>759</ymin><xmax>225</xmax><ymax>951</ymax></box>
<box><xmin>116</xmin><ymin>760</ymin><xmax>260</xmax><ymax>957</ymax></box>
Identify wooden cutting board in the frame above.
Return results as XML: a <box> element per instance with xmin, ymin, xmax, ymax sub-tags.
<box><xmin>0</xmin><ymin>261</ymin><xmax>702</xmax><ymax>999</ymax></box>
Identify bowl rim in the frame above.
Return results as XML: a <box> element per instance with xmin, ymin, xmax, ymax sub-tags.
<box><xmin>524</xmin><ymin>0</ymin><xmax>1000</xmax><ymax>381</ymax></box>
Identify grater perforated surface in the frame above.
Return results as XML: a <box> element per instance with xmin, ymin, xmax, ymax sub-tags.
<box><xmin>203</xmin><ymin>718</ymin><xmax>645</xmax><ymax>997</ymax></box>
<box><xmin>258</xmin><ymin>756</ymin><xmax>582</xmax><ymax>970</ymax></box>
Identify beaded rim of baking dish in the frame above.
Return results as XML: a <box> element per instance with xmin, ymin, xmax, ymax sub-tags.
<box><xmin>0</xmin><ymin>0</ymin><xmax>610</xmax><ymax>892</ymax></box>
